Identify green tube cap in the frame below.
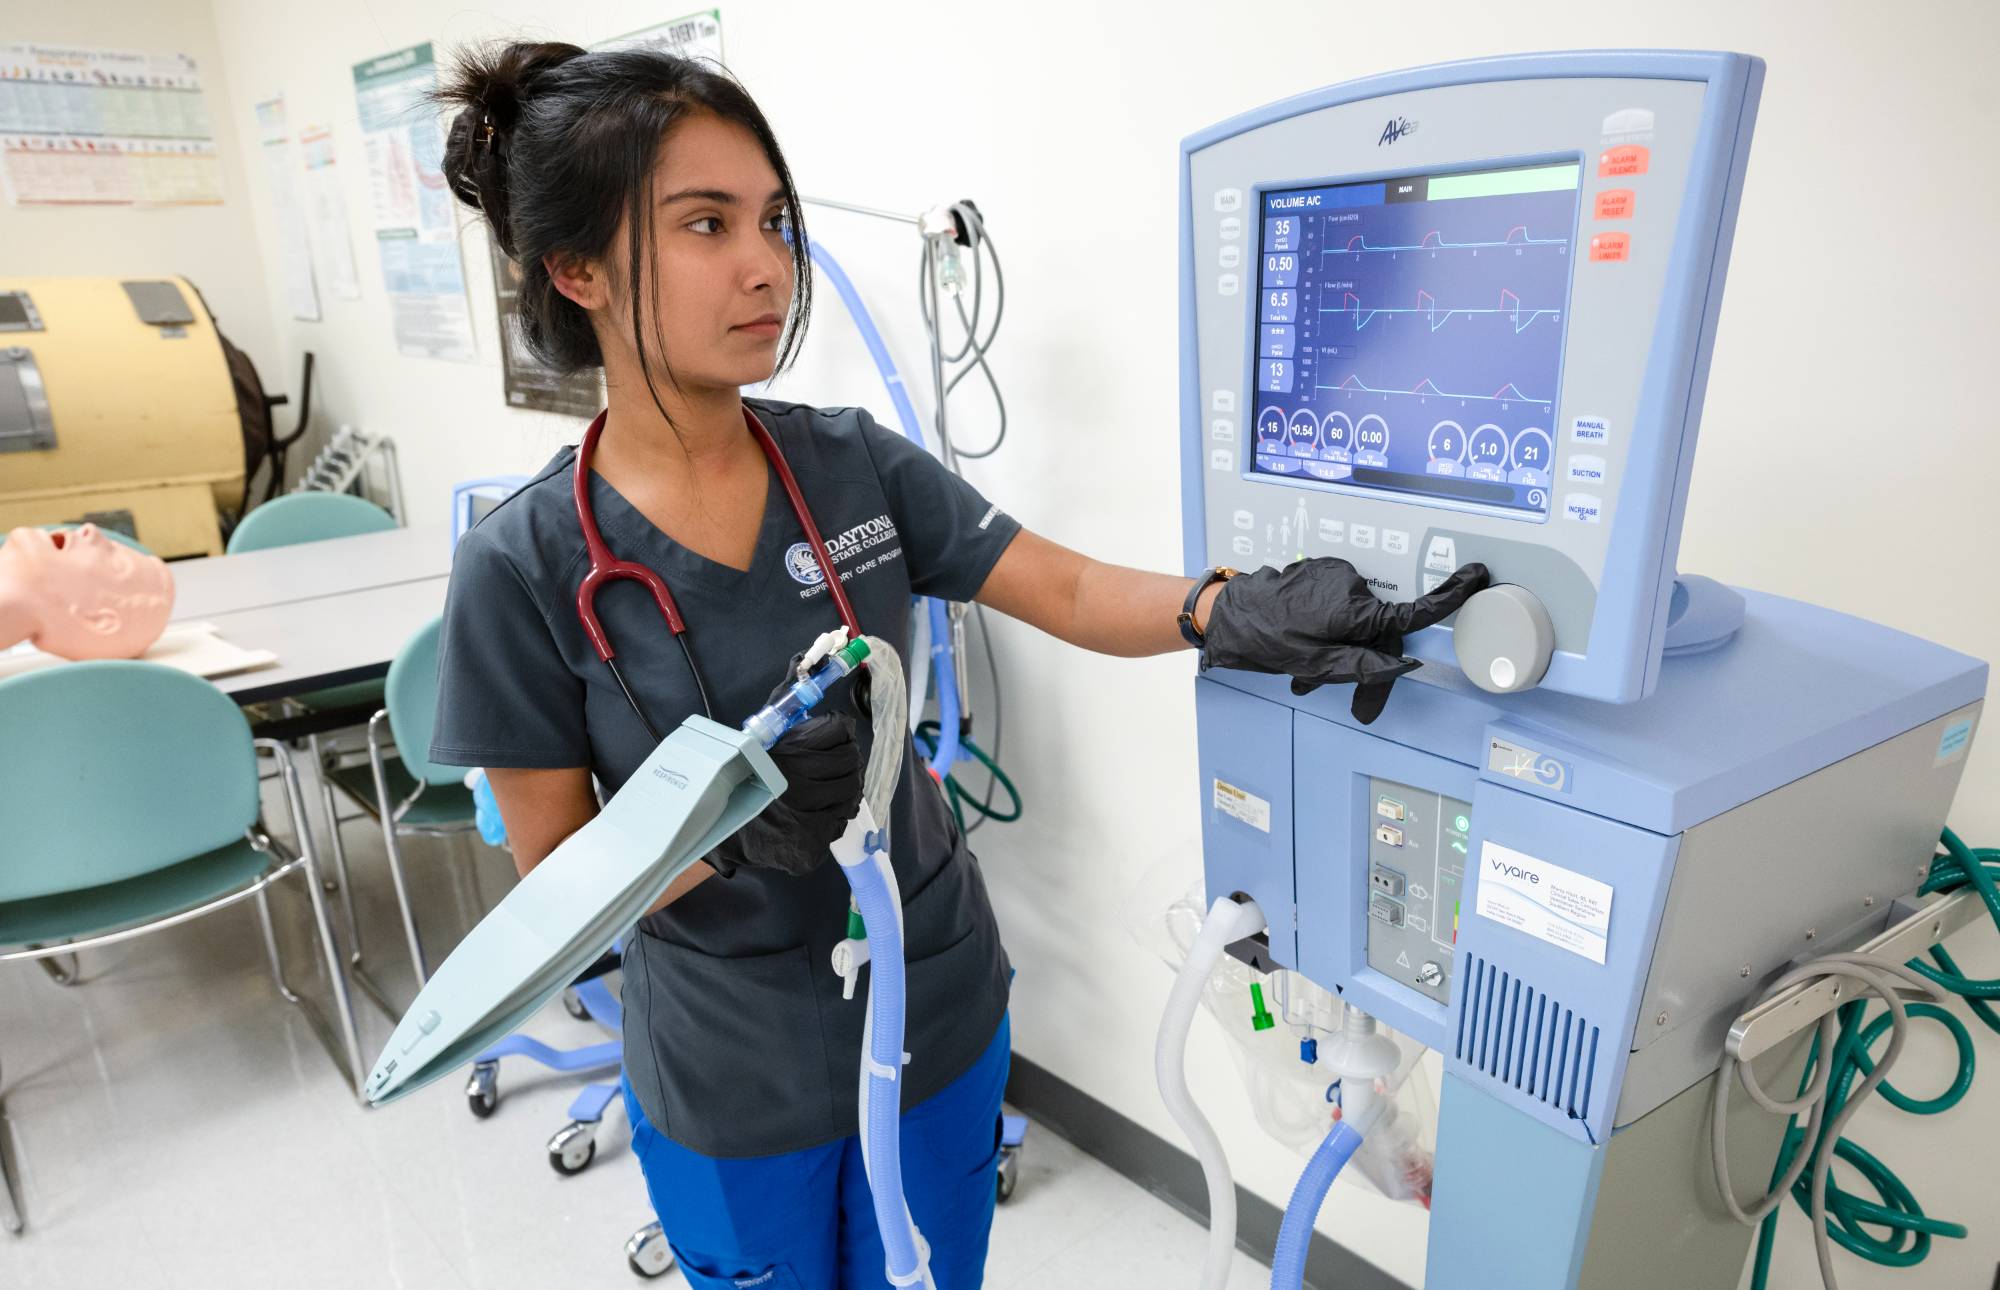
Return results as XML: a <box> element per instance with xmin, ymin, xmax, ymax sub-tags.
<box><xmin>1249</xmin><ymin>981</ymin><xmax>1275</xmax><ymax>1032</ymax></box>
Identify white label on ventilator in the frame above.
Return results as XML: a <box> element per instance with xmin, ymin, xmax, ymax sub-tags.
<box><xmin>1474</xmin><ymin>841</ymin><xmax>1613</xmax><ymax>964</ymax></box>
<box><xmin>1211</xmin><ymin>779</ymin><xmax>1271</xmax><ymax>833</ymax></box>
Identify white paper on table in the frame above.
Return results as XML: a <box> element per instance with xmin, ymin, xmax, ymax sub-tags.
<box><xmin>0</xmin><ymin>621</ymin><xmax>278</xmax><ymax>683</ymax></box>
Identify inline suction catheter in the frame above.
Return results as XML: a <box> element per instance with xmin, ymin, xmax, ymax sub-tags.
<box><xmin>821</xmin><ymin>633</ymin><xmax>936</xmax><ymax>1290</ymax></box>
<box><xmin>1158</xmin><ymin>896</ymin><xmax>1389</xmax><ymax>1290</ymax></box>
<box><xmin>367</xmin><ymin>628</ymin><xmax>931</xmax><ymax>1286</ymax></box>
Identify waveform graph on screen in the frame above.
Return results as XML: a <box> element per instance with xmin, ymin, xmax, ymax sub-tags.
<box><xmin>1249</xmin><ymin>161</ymin><xmax>1582</xmax><ymax>515</ymax></box>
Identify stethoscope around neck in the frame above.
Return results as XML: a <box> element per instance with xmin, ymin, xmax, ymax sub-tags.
<box><xmin>571</xmin><ymin>404</ymin><xmax>863</xmax><ymax>742</ymax></box>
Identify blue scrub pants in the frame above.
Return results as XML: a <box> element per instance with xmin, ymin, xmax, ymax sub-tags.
<box><xmin>623</xmin><ymin>1012</ymin><xmax>1011</xmax><ymax>1290</ymax></box>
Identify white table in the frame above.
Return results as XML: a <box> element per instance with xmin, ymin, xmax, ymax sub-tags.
<box><xmin>169</xmin><ymin>526</ymin><xmax>451</xmax><ymax>620</ymax></box>
<box><xmin>166</xmin><ymin>528</ymin><xmax>451</xmax><ymax>722</ymax></box>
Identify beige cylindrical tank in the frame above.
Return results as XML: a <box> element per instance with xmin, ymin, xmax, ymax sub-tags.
<box><xmin>0</xmin><ymin>275</ymin><xmax>247</xmax><ymax>557</ymax></box>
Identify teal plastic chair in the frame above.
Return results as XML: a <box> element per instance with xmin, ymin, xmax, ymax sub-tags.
<box><xmin>225</xmin><ymin>492</ymin><xmax>396</xmax><ymax>554</ymax></box>
<box><xmin>226</xmin><ymin>493</ymin><xmax>402</xmax><ymax>717</ymax></box>
<box><xmin>0</xmin><ymin>661</ymin><xmax>363</xmax><ymax>1234</ymax></box>
<box><xmin>316</xmin><ymin>616</ymin><xmax>484</xmax><ymax>1014</ymax></box>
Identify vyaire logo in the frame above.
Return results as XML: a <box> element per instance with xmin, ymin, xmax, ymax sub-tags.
<box><xmin>1488</xmin><ymin>858</ymin><xmax>1541</xmax><ymax>885</ymax></box>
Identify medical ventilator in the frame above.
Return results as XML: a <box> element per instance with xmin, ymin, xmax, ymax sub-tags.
<box><xmin>1161</xmin><ymin>51</ymin><xmax>1993</xmax><ymax>1290</ymax></box>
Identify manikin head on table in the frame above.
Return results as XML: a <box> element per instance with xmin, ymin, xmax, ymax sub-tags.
<box><xmin>0</xmin><ymin>525</ymin><xmax>175</xmax><ymax>660</ymax></box>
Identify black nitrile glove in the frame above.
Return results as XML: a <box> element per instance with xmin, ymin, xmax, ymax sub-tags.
<box><xmin>707</xmin><ymin>655</ymin><xmax>866</xmax><ymax>878</ymax></box>
<box><xmin>1199</xmin><ymin>559</ymin><xmax>1490</xmax><ymax>725</ymax></box>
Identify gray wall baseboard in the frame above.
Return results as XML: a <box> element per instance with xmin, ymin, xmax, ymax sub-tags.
<box><xmin>1005</xmin><ymin>1054</ymin><xmax>1412</xmax><ymax>1290</ymax></box>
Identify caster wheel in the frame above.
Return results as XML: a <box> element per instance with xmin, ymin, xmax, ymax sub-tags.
<box><xmin>465</xmin><ymin>1062</ymin><xmax>499</xmax><ymax>1119</ymax></box>
<box><xmin>563</xmin><ymin>988</ymin><xmax>589</xmax><ymax>1021</ymax></box>
<box><xmin>548</xmin><ymin>1120</ymin><xmax>597</xmax><ymax>1175</ymax></box>
<box><xmin>626</xmin><ymin>1222</ymin><xmax>675</xmax><ymax>1278</ymax></box>
<box><xmin>996</xmin><ymin>1145</ymin><xmax>1020</xmax><ymax>1202</ymax></box>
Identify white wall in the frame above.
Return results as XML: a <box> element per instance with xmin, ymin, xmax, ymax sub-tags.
<box><xmin>197</xmin><ymin>2</ymin><xmax>2000</xmax><ymax>1287</ymax></box>
<box><xmin>0</xmin><ymin>0</ymin><xmax>282</xmax><ymax>394</ymax></box>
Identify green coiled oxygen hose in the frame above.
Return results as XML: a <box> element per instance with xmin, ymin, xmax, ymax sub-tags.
<box><xmin>914</xmin><ymin>720</ymin><xmax>1022</xmax><ymax>834</ymax></box>
<box><xmin>1748</xmin><ymin>828</ymin><xmax>2000</xmax><ymax>1288</ymax></box>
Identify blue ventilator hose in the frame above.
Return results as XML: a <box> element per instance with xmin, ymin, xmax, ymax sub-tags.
<box><xmin>807</xmin><ymin>239</ymin><xmax>964</xmax><ymax>781</ymax></box>
<box><xmin>929</xmin><ymin>616</ymin><xmax>963</xmax><ymax>779</ymax></box>
<box><xmin>817</xmin><ymin>635</ymin><xmax>931</xmax><ymax>1287</ymax></box>
<box><xmin>840</xmin><ymin>826</ymin><xmax>930</xmax><ymax>1287</ymax></box>
<box><xmin>1270</xmin><ymin>1122</ymin><xmax>1365</xmax><ymax>1290</ymax></box>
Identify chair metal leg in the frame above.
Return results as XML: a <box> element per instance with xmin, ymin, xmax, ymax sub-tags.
<box><xmin>447</xmin><ymin>832</ymin><xmax>480</xmax><ymax>930</ymax></box>
<box><xmin>254</xmin><ymin>889</ymin><xmax>301</xmax><ymax>1005</ymax></box>
<box><xmin>256</xmin><ymin>739</ymin><xmax>366</xmax><ymax>1100</ymax></box>
<box><xmin>312</xmin><ymin>742</ymin><xmax>365</xmax><ymax>960</ymax></box>
<box><xmin>367</xmin><ymin>715</ymin><xmax>429</xmax><ymax>988</ymax></box>
<box><xmin>299</xmin><ymin>848</ymin><xmax>368</xmax><ymax>1100</ymax></box>
<box><xmin>462</xmin><ymin>832</ymin><xmax>489</xmax><ymax>912</ymax></box>
<box><xmin>307</xmin><ymin>734</ymin><xmax>344</xmax><ymax>896</ymax></box>
<box><xmin>380</xmin><ymin>825</ymin><xmax>429</xmax><ymax>988</ymax></box>
<box><xmin>30</xmin><ymin>950</ymin><xmax>79</xmax><ymax>986</ymax></box>
<box><xmin>0</xmin><ymin>1053</ymin><xmax>22</xmax><ymax>1235</ymax></box>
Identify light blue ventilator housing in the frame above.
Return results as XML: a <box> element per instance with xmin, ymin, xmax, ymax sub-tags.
<box><xmin>1180</xmin><ymin>52</ymin><xmax>1987</xmax><ymax>1287</ymax></box>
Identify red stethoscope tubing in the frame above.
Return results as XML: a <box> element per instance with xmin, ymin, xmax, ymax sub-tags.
<box><xmin>572</xmin><ymin>406</ymin><xmax>861</xmax><ymax>732</ymax></box>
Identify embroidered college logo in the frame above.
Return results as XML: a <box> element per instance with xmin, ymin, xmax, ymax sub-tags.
<box><xmin>784</xmin><ymin>541</ymin><xmax>825</xmax><ymax>585</ymax></box>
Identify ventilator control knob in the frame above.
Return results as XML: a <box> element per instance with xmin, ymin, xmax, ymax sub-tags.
<box><xmin>1452</xmin><ymin>584</ymin><xmax>1555</xmax><ymax>694</ymax></box>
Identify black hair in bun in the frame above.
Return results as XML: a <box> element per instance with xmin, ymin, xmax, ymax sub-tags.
<box><xmin>432</xmin><ymin>40</ymin><xmax>813</xmax><ymax>403</ymax></box>
<box><xmin>437</xmin><ymin>42</ymin><xmax>585</xmax><ymax>260</ymax></box>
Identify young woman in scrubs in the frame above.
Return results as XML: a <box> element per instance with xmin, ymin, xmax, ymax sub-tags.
<box><xmin>428</xmin><ymin>41</ymin><xmax>1483</xmax><ymax>1290</ymax></box>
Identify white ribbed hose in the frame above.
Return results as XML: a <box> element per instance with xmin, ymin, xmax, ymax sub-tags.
<box><xmin>1156</xmin><ymin>895</ymin><xmax>1269</xmax><ymax>1290</ymax></box>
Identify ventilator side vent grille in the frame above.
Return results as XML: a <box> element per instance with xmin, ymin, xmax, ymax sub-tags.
<box><xmin>1453</xmin><ymin>953</ymin><xmax>1600</xmax><ymax>1122</ymax></box>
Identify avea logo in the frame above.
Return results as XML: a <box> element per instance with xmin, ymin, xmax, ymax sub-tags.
<box><xmin>1488</xmin><ymin>858</ymin><xmax>1541</xmax><ymax>885</ymax></box>
<box><xmin>1378</xmin><ymin>116</ymin><xmax>1419</xmax><ymax>146</ymax></box>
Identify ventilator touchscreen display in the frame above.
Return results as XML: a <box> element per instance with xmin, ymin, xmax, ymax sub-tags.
<box><xmin>1248</xmin><ymin>161</ymin><xmax>1581</xmax><ymax>518</ymax></box>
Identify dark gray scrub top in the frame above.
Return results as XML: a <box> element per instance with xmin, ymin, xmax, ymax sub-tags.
<box><xmin>429</xmin><ymin>399</ymin><xmax>1021</xmax><ymax>1157</ymax></box>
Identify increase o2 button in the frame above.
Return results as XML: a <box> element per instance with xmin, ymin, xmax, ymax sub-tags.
<box><xmin>1562</xmin><ymin>494</ymin><xmax>1603</xmax><ymax>524</ymax></box>
<box><xmin>1589</xmin><ymin>232</ymin><xmax>1630</xmax><ymax>262</ymax></box>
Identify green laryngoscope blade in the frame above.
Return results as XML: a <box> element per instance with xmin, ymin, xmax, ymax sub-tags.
<box><xmin>362</xmin><ymin>716</ymin><xmax>785</xmax><ymax>1107</ymax></box>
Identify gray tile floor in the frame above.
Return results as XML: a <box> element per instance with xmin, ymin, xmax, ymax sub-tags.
<box><xmin>1</xmin><ymin>745</ymin><xmax>1269</xmax><ymax>1289</ymax></box>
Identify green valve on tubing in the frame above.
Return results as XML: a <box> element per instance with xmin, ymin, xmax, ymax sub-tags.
<box><xmin>1249</xmin><ymin>982</ymin><xmax>1275</xmax><ymax>1032</ymax></box>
